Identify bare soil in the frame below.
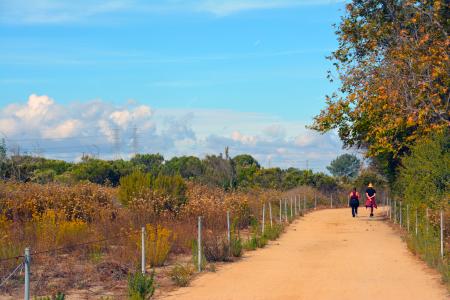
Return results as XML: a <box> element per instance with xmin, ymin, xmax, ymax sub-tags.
<box><xmin>161</xmin><ymin>207</ymin><xmax>448</xmax><ymax>300</ymax></box>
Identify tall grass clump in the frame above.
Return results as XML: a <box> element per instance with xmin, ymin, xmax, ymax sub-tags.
<box><xmin>242</xmin><ymin>217</ymin><xmax>267</xmax><ymax>250</ymax></box>
<box><xmin>170</xmin><ymin>263</ymin><xmax>195</xmax><ymax>287</ymax></box>
<box><xmin>33</xmin><ymin>209</ymin><xmax>90</xmax><ymax>250</ymax></box>
<box><xmin>127</xmin><ymin>271</ymin><xmax>155</xmax><ymax>300</ymax></box>
<box><xmin>263</xmin><ymin>223</ymin><xmax>284</xmax><ymax>241</ymax></box>
<box><xmin>129</xmin><ymin>224</ymin><xmax>174</xmax><ymax>267</ymax></box>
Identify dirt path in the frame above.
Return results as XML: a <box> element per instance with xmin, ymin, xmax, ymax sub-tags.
<box><xmin>161</xmin><ymin>207</ymin><xmax>447</xmax><ymax>300</ymax></box>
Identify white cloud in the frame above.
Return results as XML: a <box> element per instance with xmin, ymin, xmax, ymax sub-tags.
<box><xmin>109</xmin><ymin>105</ymin><xmax>152</xmax><ymax>128</ymax></box>
<box><xmin>133</xmin><ymin>105</ymin><xmax>152</xmax><ymax>119</ymax></box>
<box><xmin>42</xmin><ymin>119</ymin><xmax>81</xmax><ymax>139</ymax></box>
<box><xmin>0</xmin><ymin>118</ymin><xmax>18</xmax><ymax>136</ymax></box>
<box><xmin>231</xmin><ymin>131</ymin><xmax>257</xmax><ymax>145</ymax></box>
<box><xmin>110</xmin><ymin>110</ymin><xmax>132</xmax><ymax>128</ymax></box>
<box><xmin>0</xmin><ymin>94</ymin><xmax>345</xmax><ymax>171</ymax></box>
<box><xmin>15</xmin><ymin>94</ymin><xmax>54</xmax><ymax>121</ymax></box>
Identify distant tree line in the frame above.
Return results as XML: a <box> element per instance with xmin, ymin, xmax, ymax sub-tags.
<box><xmin>0</xmin><ymin>144</ymin><xmax>339</xmax><ymax>192</ymax></box>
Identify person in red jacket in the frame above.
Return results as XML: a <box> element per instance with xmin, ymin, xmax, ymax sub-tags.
<box><xmin>365</xmin><ymin>183</ymin><xmax>377</xmax><ymax>217</ymax></box>
<box><xmin>348</xmin><ymin>187</ymin><xmax>360</xmax><ymax>217</ymax></box>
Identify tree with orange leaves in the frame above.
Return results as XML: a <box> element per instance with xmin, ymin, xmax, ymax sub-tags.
<box><xmin>311</xmin><ymin>0</ymin><xmax>449</xmax><ymax>179</ymax></box>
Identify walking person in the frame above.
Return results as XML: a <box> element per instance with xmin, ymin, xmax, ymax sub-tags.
<box><xmin>348</xmin><ymin>188</ymin><xmax>360</xmax><ymax>217</ymax></box>
<box><xmin>365</xmin><ymin>183</ymin><xmax>377</xmax><ymax>217</ymax></box>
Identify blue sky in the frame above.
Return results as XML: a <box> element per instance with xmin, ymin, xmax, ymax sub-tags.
<box><xmin>0</xmin><ymin>0</ymin><xmax>350</xmax><ymax>171</ymax></box>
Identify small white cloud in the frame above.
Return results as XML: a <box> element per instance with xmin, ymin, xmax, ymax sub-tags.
<box><xmin>231</xmin><ymin>131</ymin><xmax>257</xmax><ymax>145</ymax></box>
<box><xmin>276</xmin><ymin>147</ymin><xmax>287</xmax><ymax>154</ymax></box>
<box><xmin>295</xmin><ymin>134</ymin><xmax>314</xmax><ymax>147</ymax></box>
<box><xmin>0</xmin><ymin>118</ymin><xmax>18</xmax><ymax>136</ymax></box>
<box><xmin>132</xmin><ymin>105</ymin><xmax>152</xmax><ymax>119</ymax></box>
<box><xmin>110</xmin><ymin>110</ymin><xmax>132</xmax><ymax>128</ymax></box>
<box><xmin>109</xmin><ymin>105</ymin><xmax>152</xmax><ymax>128</ymax></box>
<box><xmin>98</xmin><ymin>119</ymin><xmax>114</xmax><ymax>142</ymax></box>
<box><xmin>42</xmin><ymin>119</ymin><xmax>82</xmax><ymax>139</ymax></box>
<box><xmin>15</xmin><ymin>94</ymin><xmax>54</xmax><ymax>121</ymax></box>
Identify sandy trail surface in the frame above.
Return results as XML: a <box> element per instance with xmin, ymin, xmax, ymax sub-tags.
<box><xmin>161</xmin><ymin>207</ymin><xmax>447</xmax><ymax>300</ymax></box>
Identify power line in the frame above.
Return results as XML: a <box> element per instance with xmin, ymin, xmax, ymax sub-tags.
<box><xmin>132</xmin><ymin>126</ymin><xmax>139</xmax><ymax>156</ymax></box>
<box><xmin>113</xmin><ymin>128</ymin><xmax>121</xmax><ymax>160</ymax></box>
<box><xmin>5</xmin><ymin>135</ymin><xmax>106</xmax><ymax>142</ymax></box>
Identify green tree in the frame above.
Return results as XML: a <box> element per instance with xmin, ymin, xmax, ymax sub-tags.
<box><xmin>131</xmin><ymin>153</ymin><xmax>164</xmax><ymax>176</ymax></box>
<box><xmin>354</xmin><ymin>169</ymin><xmax>387</xmax><ymax>190</ymax></box>
<box><xmin>153</xmin><ymin>174</ymin><xmax>187</xmax><ymax>213</ymax></box>
<box><xmin>200</xmin><ymin>154</ymin><xmax>233</xmax><ymax>189</ymax></box>
<box><xmin>396</xmin><ymin>131</ymin><xmax>449</xmax><ymax>209</ymax></box>
<box><xmin>0</xmin><ymin>139</ymin><xmax>8</xmax><ymax>179</ymax></box>
<box><xmin>162</xmin><ymin>156</ymin><xmax>203</xmax><ymax>179</ymax></box>
<box><xmin>232</xmin><ymin>154</ymin><xmax>260</xmax><ymax>188</ymax></box>
<box><xmin>327</xmin><ymin>154</ymin><xmax>361</xmax><ymax>179</ymax></box>
<box><xmin>118</xmin><ymin>169</ymin><xmax>152</xmax><ymax>206</ymax></box>
<box><xmin>69</xmin><ymin>159</ymin><xmax>120</xmax><ymax>185</ymax></box>
<box><xmin>0</xmin><ymin>138</ymin><xmax>6</xmax><ymax>161</ymax></box>
<box><xmin>254</xmin><ymin>168</ymin><xmax>283</xmax><ymax>190</ymax></box>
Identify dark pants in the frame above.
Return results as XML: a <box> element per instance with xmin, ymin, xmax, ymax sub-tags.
<box><xmin>350</xmin><ymin>199</ymin><xmax>359</xmax><ymax>217</ymax></box>
<box><xmin>351</xmin><ymin>206</ymin><xmax>358</xmax><ymax>217</ymax></box>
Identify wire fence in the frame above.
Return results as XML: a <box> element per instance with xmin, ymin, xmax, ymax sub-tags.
<box><xmin>385</xmin><ymin>198</ymin><xmax>448</xmax><ymax>282</ymax></box>
<box><xmin>0</xmin><ymin>187</ymin><xmax>377</xmax><ymax>299</ymax></box>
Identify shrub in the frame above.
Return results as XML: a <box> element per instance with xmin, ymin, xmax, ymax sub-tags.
<box><xmin>243</xmin><ymin>233</ymin><xmax>268</xmax><ymax>251</ymax></box>
<box><xmin>33</xmin><ymin>292</ymin><xmax>65</xmax><ymax>300</ymax></box>
<box><xmin>131</xmin><ymin>224</ymin><xmax>174</xmax><ymax>267</ymax></box>
<box><xmin>146</xmin><ymin>224</ymin><xmax>174</xmax><ymax>267</ymax></box>
<box><xmin>230</xmin><ymin>236</ymin><xmax>243</xmax><ymax>257</ymax></box>
<box><xmin>396</xmin><ymin>131</ymin><xmax>449</xmax><ymax>209</ymax></box>
<box><xmin>263</xmin><ymin>224</ymin><xmax>284</xmax><ymax>241</ymax></box>
<box><xmin>127</xmin><ymin>271</ymin><xmax>155</xmax><ymax>300</ymax></box>
<box><xmin>33</xmin><ymin>210</ymin><xmax>90</xmax><ymax>250</ymax></box>
<box><xmin>118</xmin><ymin>170</ymin><xmax>152</xmax><ymax>206</ymax></box>
<box><xmin>170</xmin><ymin>263</ymin><xmax>195</xmax><ymax>287</ymax></box>
<box><xmin>152</xmin><ymin>174</ymin><xmax>187</xmax><ymax>213</ymax></box>
<box><xmin>395</xmin><ymin>131</ymin><xmax>449</xmax><ymax>287</ymax></box>
<box><xmin>203</xmin><ymin>235</ymin><xmax>230</xmax><ymax>262</ymax></box>
<box><xmin>257</xmin><ymin>236</ymin><xmax>268</xmax><ymax>248</ymax></box>
<box><xmin>243</xmin><ymin>235</ymin><xmax>257</xmax><ymax>251</ymax></box>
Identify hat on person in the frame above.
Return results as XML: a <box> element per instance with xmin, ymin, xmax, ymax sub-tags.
<box><xmin>368</xmin><ymin>183</ymin><xmax>373</xmax><ymax>188</ymax></box>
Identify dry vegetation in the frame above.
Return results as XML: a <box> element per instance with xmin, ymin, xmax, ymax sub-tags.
<box><xmin>0</xmin><ymin>180</ymin><xmax>333</xmax><ymax>299</ymax></box>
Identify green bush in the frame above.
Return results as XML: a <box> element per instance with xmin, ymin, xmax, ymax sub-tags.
<box><xmin>230</xmin><ymin>235</ymin><xmax>243</xmax><ymax>257</ymax></box>
<box><xmin>170</xmin><ymin>263</ymin><xmax>195</xmax><ymax>287</ymax></box>
<box><xmin>243</xmin><ymin>234</ymin><xmax>267</xmax><ymax>251</ymax></box>
<box><xmin>395</xmin><ymin>130</ymin><xmax>449</xmax><ymax>287</ymax></box>
<box><xmin>152</xmin><ymin>174</ymin><xmax>187</xmax><ymax>213</ymax></box>
<box><xmin>263</xmin><ymin>224</ymin><xmax>284</xmax><ymax>241</ymax></box>
<box><xmin>396</xmin><ymin>131</ymin><xmax>449</xmax><ymax>209</ymax></box>
<box><xmin>242</xmin><ymin>235</ymin><xmax>258</xmax><ymax>251</ymax></box>
<box><xmin>127</xmin><ymin>271</ymin><xmax>156</xmax><ymax>300</ymax></box>
<box><xmin>118</xmin><ymin>170</ymin><xmax>151</xmax><ymax>206</ymax></box>
<box><xmin>33</xmin><ymin>293</ymin><xmax>65</xmax><ymax>300</ymax></box>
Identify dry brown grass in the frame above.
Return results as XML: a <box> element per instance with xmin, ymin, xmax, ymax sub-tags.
<box><xmin>0</xmin><ymin>180</ymin><xmax>320</xmax><ymax>298</ymax></box>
